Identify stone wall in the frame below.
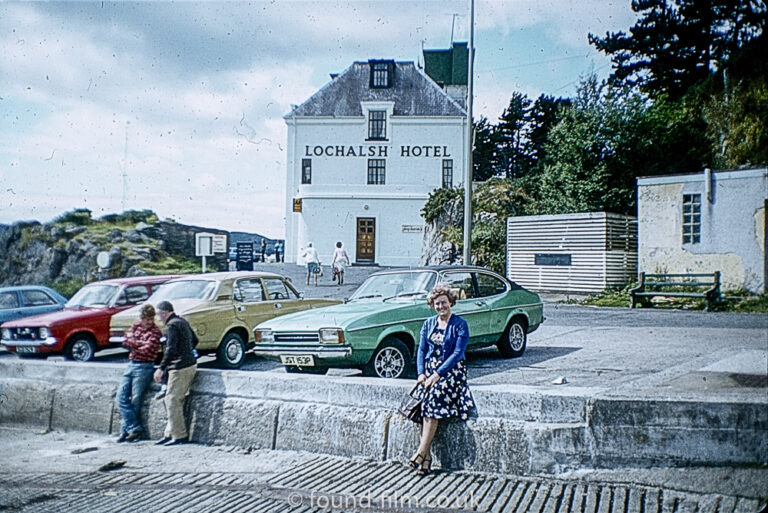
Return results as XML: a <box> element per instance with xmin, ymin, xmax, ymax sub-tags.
<box><xmin>1</xmin><ymin>360</ymin><xmax>764</xmax><ymax>475</ymax></box>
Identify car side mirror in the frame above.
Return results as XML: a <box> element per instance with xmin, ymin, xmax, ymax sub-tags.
<box><xmin>298</xmin><ymin>292</ymin><xmax>304</xmax><ymax>299</ymax></box>
<box><xmin>233</xmin><ymin>290</ymin><xmax>244</xmax><ymax>302</ymax></box>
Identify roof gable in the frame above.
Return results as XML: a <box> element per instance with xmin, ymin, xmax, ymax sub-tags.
<box><xmin>286</xmin><ymin>61</ymin><xmax>465</xmax><ymax>118</ymax></box>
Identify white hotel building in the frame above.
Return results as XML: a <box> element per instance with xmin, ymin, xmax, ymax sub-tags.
<box><xmin>284</xmin><ymin>53</ymin><xmax>468</xmax><ymax>266</ymax></box>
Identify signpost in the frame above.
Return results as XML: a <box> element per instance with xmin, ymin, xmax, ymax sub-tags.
<box><xmin>195</xmin><ymin>233</ymin><xmax>214</xmax><ymax>272</ymax></box>
<box><xmin>236</xmin><ymin>241</ymin><xmax>254</xmax><ymax>271</ymax></box>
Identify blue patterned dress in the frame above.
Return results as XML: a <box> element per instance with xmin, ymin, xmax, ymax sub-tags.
<box><xmin>417</xmin><ymin>327</ymin><xmax>475</xmax><ymax>420</ymax></box>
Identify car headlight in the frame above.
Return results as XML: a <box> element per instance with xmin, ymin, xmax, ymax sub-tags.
<box><xmin>254</xmin><ymin>329</ymin><xmax>274</xmax><ymax>343</ymax></box>
<box><xmin>319</xmin><ymin>328</ymin><xmax>345</xmax><ymax>344</ymax></box>
<box><xmin>39</xmin><ymin>327</ymin><xmax>50</xmax><ymax>339</ymax></box>
<box><xmin>1</xmin><ymin>328</ymin><xmax>10</xmax><ymax>340</ymax></box>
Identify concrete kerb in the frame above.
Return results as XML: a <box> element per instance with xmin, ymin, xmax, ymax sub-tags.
<box><xmin>0</xmin><ymin>359</ymin><xmax>765</xmax><ymax>476</ymax></box>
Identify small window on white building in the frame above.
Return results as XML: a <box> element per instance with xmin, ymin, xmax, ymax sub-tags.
<box><xmin>367</xmin><ymin>159</ymin><xmax>386</xmax><ymax>185</ymax></box>
<box><xmin>442</xmin><ymin>159</ymin><xmax>453</xmax><ymax>187</ymax></box>
<box><xmin>682</xmin><ymin>193</ymin><xmax>701</xmax><ymax>244</ymax></box>
<box><xmin>302</xmin><ymin>159</ymin><xmax>312</xmax><ymax>184</ymax></box>
<box><xmin>368</xmin><ymin>111</ymin><xmax>387</xmax><ymax>140</ymax></box>
<box><xmin>369</xmin><ymin>60</ymin><xmax>393</xmax><ymax>88</ymax></box>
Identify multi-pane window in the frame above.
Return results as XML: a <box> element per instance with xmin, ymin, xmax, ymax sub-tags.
<box><xmin>370</xmin><ymin>61</ymin><xmax>393</xmax><ymax>88</ymax></box>
<box><xmin>368</xmin><ymin>111</ymin><xmax>386</xmax><ymax>140</ymax></box>
<box><xmin>682</xmin><ymin>194</ymin><xmax>701</xmax><ymax>244</ymax></box>
<box><xmin>442</xmin><ymin>159</ymin><xmax>453</xmax><ymax>187</ymax></box>
<box><xmin>301</xmin><ymin>159</ymin><xmax>312</xmax><ymax>184</ymax></box>
<box><xmin>367</xmin><ymin>159</ymin><xmax>386</xmax><ymax>185</ymax></box>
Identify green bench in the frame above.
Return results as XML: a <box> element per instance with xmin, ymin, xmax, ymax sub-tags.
<box><xmin>629</xmin><ymin>271</ymin><xmax>721</xmax><ymax>310</ymax></box>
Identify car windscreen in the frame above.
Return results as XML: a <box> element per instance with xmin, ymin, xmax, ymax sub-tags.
<box><xmin>66</xmin><ymin>284</ymin><xmax>119</xmax><ymax>307</ymax></box>
<box><xmin>149</xmin><ymin>280</ymin><xmax>217</xmax><ymax>302</ymax></box>
<box><xmin>349</xmin><ymin>271</ymin><xmax>437</xmax><ymax>301</ymax></box>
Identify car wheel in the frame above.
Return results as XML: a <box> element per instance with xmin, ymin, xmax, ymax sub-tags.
<box><xmin>65</xmin><ymin>336</ymin><xmax>95</xmax><ymax>362</ymax></box>
<box><xmin>365</xmin><ymin>337</ymin><xmax>409</xmax><ymax>379</ymax></box>
<box><xmin>284</xmin><ymin>366</ymin><xmax>328</xmax><ymax>374</ymax></box>
<box><xmin>216</xmin><ymin>333</ymin><xmax>246</xmax><ymax>369</ymax></box>
<box><xmin>497</xmin><ymin>318</ymin><xmax>527</xmax><ymax>358</ymax></box>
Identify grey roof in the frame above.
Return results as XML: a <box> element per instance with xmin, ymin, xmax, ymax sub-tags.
<box><xmin>286</xmin><ymin>61</ymin><xmax>466</xmax><ymax>118</ymax></box>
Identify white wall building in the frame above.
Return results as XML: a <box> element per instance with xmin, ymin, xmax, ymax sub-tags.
<box><xmin>637</xmin><ymin>167</ymin><xmax>767</xmax><ymax>293</ymax></box>
<box><xmin>284</xmin><ymin>59</ymin><xmax>467</xmax><ymax>266</ymax></box>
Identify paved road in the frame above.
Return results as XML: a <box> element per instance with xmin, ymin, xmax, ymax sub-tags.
<box><xmin>1</xmin><ymin>427</ymin><xmax>764</xmax><ymax>513</ymax></box>
<box><xmin>2</xmin><ymin>269</ymin><xmax>766</xmax><ymax>397</ymax></box>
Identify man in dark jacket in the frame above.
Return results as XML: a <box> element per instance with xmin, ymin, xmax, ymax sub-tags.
<box><xmin>153</xmin><ymin>301</ymin><xmax>198</xmax><ymax>446</ymax></box>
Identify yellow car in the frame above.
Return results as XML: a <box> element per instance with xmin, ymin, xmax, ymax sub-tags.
<box><xmin>109</xmin><ymin>271</ymin><xmax>340</xmax><ymax>368</ymax></box>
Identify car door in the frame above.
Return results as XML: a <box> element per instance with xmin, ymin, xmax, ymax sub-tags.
<box><xmin>232</xmin><ymin>278</ymin><xmax>271</xmax><ymax>335</ymax></box>
<box><xmin>439</xmin><ymin>271</ymin><xmax>491</xmax><ymax>344</ymax></box>
<box><xmin>19</xmin><ymin>289</ymin><xmax>63</xmax><ymax>318</ymax></box>
<box><xmin>0</xmin><ymin>290</ymin><xmax>22</xmax><ymax>323</ymax></box>
<box><xmin>261</xmin><ymin>277</ymin><xmax>307</xmax><ymax>319</ymax></box>
<box><xmin>475</xmin><ymin>271</ymin><xmax>512</xmax><ymax>340</ymax></box>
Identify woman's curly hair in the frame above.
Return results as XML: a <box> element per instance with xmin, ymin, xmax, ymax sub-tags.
<box><xmin>140</xmin><ymin>304</ymin><xmax>156</xmax><ymax>320</ymax></box>
<box><xmin>427</xmin><ymin>283</ymin><xmax>457</xmax><ymax>307</ymax></box>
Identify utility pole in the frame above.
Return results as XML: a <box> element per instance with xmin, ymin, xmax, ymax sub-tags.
<box><xmin>122</xmin><ymin>120</ymin><xmax>129</xmax><ymax>213</ymax></box>
<box><xmin>462</xmin><ymin>0</ymin><xmax>474</xmax><ymax>265</ymax></box>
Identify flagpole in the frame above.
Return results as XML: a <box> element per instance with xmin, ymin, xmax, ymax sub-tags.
<box><xmin>462</xmin><ymin>0</ymin><xmax>474</xmax><ymax>265</ymax></box>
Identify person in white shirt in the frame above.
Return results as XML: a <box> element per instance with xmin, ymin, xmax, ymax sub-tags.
<box><xmin>330</xmin><ymin>241</ymin><xmax>351</xmax><ymax>285</ymax></box>
<box><xmin>301</xmin><ymin>242</ymin><xmax>321</xmax><ymax>286</ymax></box>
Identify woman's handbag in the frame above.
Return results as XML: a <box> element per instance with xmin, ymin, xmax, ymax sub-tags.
<box><xmin>397</xmin><ymin>384</ymin><xmax>423</xmax><ymax>423</ymax></box>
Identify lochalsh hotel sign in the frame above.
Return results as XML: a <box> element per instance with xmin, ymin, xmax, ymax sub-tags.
<box><xmin>304</xmin><ymin>144</ymin><xmax>452</xmax><ymax>158</ymax></box>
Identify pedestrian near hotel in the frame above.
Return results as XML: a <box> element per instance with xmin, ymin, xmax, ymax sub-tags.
<box><xmin>153</xmin><ymin>301</ymin><xmax>198</xmax><ymax>446</ymax></box>
<box><xmin>409</xmin><ymin>283</ymin><xmax>475</xmax><ymax>475</ymax></box>
<box><xmin>330</xmin><ymin>241</ymin><xmax>350</xmax><ymax>285</ymax></box>
<box><xmin>301</xmin><ymin>242</ymin><xmax>321</xmax><ymax>286</ymax></box>
<box><xmin>117</xmin><ymin>304</ymin><xmax>162</xmax><ymax>442</ymax></box>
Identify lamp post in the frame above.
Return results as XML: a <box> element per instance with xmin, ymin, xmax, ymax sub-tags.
<box><xmin>462</xmin><ymin>0</ymin><xmax>475</xmax><ymax>265</ymax></box>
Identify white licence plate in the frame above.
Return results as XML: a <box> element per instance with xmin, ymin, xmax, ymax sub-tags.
<box><xmin>280</xmin><ymin>355</ymin><xmax>314</xmax><ymax>367</ymax></box>
<box><xmin>16</xmin><ymin>346</ymin><xmax>37</xmax><ymax>354</ymax></box>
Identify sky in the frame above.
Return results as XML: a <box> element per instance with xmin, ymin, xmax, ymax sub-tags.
<box><xmin>0</xmin><ymin>0</ymin><xmax>638</xmax><ymax>239</ymax></box>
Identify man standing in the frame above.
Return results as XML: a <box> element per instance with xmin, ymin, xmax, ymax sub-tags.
<box><xmin>260</xmin><ymin>239</ymin><xmax>267</xmax><ymax>262</ymax></box>
<box><xmin>153</xmin><ymin>301</ymin><xmax>198</xmax><ymax>446</ymax></box>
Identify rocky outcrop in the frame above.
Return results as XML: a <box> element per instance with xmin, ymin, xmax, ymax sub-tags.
<box><xmin>420</xmin><ymin>197</ymin><xmax>464</xmax><ymax>266</ymax></box>
<box><xmin>0</xmin><ymin>219</ymin><xmax>228</xmax><ymax>287</ymax></box>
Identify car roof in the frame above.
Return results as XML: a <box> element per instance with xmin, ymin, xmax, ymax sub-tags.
<box><xmin>162</xmin><ymin>271</ymin><xmax>286</xmax><ymax>282</ymax></box>
<box><xmin>0</xmin><ymin>285</ymin><xmax>58</xmax><ymax>293</ymax></box>
<box><xmin>372</xmin><ymin>265</ymin><xmax>502</xmax><ymax>274</ymax></box>
<box><xmin>81</xmin><ymin>274</ymin><xmax>183</xmax><ymax>286</ymax></box>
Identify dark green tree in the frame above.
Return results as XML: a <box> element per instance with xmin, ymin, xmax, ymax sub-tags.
<box><xmin>589</xmin><ymin>0</ymin><xmax>766</xmax><ymax>100</ymax></box>
<box><xmin>496</xmin><ymin>92</ymin><xmax>533</xmax><ymax>179</ymax></box>
<box><xmin>472</xmin><ymin>116</ymin><xmax>500</xmax><ymax>181</ymax></box>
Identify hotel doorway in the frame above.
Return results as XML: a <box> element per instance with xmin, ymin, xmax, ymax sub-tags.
<box><xmin>356</xmin><ymin>218</ymin><xmax>375</xmax><ymax>263</ymax></box>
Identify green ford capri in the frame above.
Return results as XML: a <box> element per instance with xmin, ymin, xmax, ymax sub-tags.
<box><xmin>253</xmin><ymin>266</ymin><xmax>544</xmax><ymax>379</ymax></box>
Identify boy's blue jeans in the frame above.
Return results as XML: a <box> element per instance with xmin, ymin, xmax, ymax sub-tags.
<box><xmin>117</xmin><ymin>361</ymin><xmax>155</xmax><ymax>435</ymax></box>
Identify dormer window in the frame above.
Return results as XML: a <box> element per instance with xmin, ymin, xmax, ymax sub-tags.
<box><xmin>370</xmin><ymin>60</ymin><xmax>394</xmax><ymax>88</ymax></box>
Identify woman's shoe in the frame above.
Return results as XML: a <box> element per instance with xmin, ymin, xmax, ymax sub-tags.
<box><xmin>408</xmin><ymin>454</ymin><xmax>424</xmax><ymax>469</ymax></box>
<box><xmin>417</xmin><ymin>458</ymin><xmax>432</xmax><ymax>476</ymax></box>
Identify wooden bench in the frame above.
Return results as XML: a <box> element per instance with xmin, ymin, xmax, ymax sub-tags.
<box><xmin>629</xmin><ymin>271</ymin><xmax>721</xmax><ymax>310</ymax></box>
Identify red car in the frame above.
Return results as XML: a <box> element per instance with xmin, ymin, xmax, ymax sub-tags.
<box><xmin>0</xmin><ymin>275</ymin><xmax>180</xmax><ymax>361</ymax></box>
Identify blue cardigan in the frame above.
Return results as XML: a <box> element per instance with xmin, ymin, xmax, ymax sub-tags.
<box><xmin>416</xmin><ymin>314</ymin><xmax>469</xmax><ymax>377</ymax></box>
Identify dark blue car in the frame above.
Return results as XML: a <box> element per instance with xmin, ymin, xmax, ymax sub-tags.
<box><xmin>0</xmin><ymin>286</ymin><xmax>68</xmax><ymax>324</ymax></box>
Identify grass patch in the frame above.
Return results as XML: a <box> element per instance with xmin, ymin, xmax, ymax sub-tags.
<box><xmin>576</xmin><ymin>285</ymin><xmax>768</xmax><ymax>313</ymax></box>
<box><xmin>46</xmin><ymin>279</ymin><xmax>84</xmax><ymax>299</ymax></box>
<box><xmin>140</xmin><ymin>256</ymin><xmax>202</xmax><ymax>275</ymax></box>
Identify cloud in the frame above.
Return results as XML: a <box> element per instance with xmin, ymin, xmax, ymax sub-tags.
<box><xmin>0</xmin><ymin>0</ymin><xmax>638</xmax><ymax>237</ymax></box>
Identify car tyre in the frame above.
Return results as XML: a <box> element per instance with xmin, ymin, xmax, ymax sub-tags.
<box><xmin>216</xmin><ymin>333</ymin><xmax>246</xmax><ymax>369</ymax></box>
<box><xmin>497</xmin><ymin>319</ymin><xmax>527</xmax><ymax>358</ymax></box>
<box><xmin>364</xmin><ymin>337</ymin><xmax>410</xmax><ymax>379</ymax></box>
<box><xmin>284</xmin><ymin>365</ymin><xmax>328</xmax><ymax>374</ymax></box>
<box><xmin>65</xmin><ymin>336</ymin><xmax>95</xmax><ymax>362</ymax></box>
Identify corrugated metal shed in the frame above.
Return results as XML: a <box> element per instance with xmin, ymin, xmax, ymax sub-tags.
<box><xmin>506</xmin><ymin>212</ymin><xmax>637</xmax><ymax>293</ymax></box>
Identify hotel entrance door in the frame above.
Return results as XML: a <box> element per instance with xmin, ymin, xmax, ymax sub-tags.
<box><xmin>356</xmin><ymin>218</ymin><xmax>375</xmax><ymax>263</ymax></box>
